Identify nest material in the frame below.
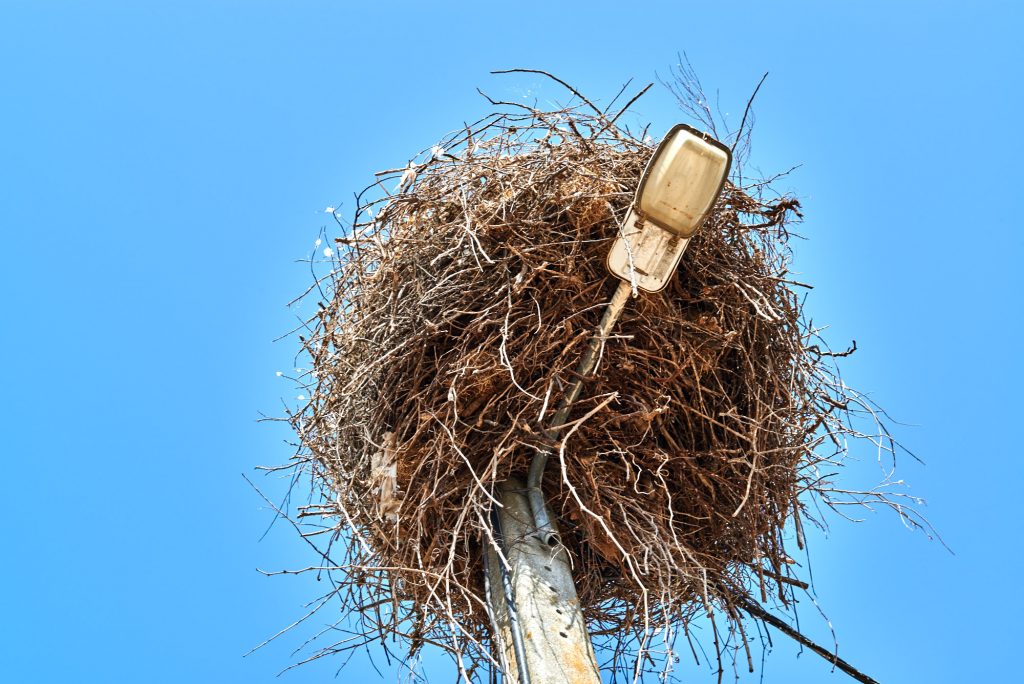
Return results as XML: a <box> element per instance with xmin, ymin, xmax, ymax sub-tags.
<box><xmin>286</xmin><ymin>90</ymin><xmax>913</xmax><ymax>680</ymax></box>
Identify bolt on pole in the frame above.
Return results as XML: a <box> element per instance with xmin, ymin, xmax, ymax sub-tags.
<box><xmin>485</xmin><ymin>479</ymin><xmax>602</xmax><ymax>684</ymax></box>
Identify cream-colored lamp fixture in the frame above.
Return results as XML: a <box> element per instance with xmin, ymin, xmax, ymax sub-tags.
<box><xmin>607</xmin><ymin>124</ymin><xmax>732</xmax><ymax>292</ymax></box>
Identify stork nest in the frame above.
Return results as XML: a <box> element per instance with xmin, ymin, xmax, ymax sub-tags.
<box><xmin>279</xmin><ymin>86</ymin><xmax>920</xmax><ymax>681</ymax></box>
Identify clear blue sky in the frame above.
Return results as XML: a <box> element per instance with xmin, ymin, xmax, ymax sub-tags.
<box><xmin>2</xmin><ymin>2</ymin><xmax>1021</xmax><ymax>682</ymax></box>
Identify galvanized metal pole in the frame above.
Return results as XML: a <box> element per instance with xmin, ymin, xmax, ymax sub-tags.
<box><xmin>485</xmin><ymin>479</ymin><xmax>602</xmax><ymax>684</ymax></box>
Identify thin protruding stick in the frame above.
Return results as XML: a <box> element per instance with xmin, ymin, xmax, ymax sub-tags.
<box><xmin>736</xmin><ymin>596</ymin><xmax>880</xmax><ymax>684</ymax></box>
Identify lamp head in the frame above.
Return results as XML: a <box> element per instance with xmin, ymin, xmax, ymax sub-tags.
<box><xmin>635</xmin><ymin>124</ymin><xmax>732</xmax><ymax>238</ymax></box>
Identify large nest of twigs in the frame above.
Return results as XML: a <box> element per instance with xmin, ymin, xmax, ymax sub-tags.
<box><xmin>283</xmin><ymin>77</ymin><xmax>918</xmax><ymax>680</ymax></box>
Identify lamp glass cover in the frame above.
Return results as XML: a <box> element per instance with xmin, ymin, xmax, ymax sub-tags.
<box><xmin>637</xmin><ymin>127</ymin><xmax>731</xmax><ymax>238</ymax></box>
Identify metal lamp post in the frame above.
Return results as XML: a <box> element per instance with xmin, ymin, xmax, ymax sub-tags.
<box><xmin>487</xmin><ymin>125</ymin><xmax>732</xmax><ymax>684</ymax></box>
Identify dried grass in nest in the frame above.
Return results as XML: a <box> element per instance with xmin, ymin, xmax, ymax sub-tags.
<box><xmin>278</xmin><ymin>79</ymin><xmax>925</xmax><ymax>681</ymax></box>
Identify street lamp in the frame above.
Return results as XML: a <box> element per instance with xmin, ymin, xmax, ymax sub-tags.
<box><xmin>530</xmin><ymin>124</ymin><xmax>733</xmax><ymax>541</ymax></box>
<box><xmin>489</xmin><ymin>125</ymin><xmax>732</xmax><ymax>684</ymax></box>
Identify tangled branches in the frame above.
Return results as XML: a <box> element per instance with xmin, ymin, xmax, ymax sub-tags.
<box><xmin>274</xmin><ymin>79</ymin><xmax>925</xmax><ymax>681</ymax></box>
